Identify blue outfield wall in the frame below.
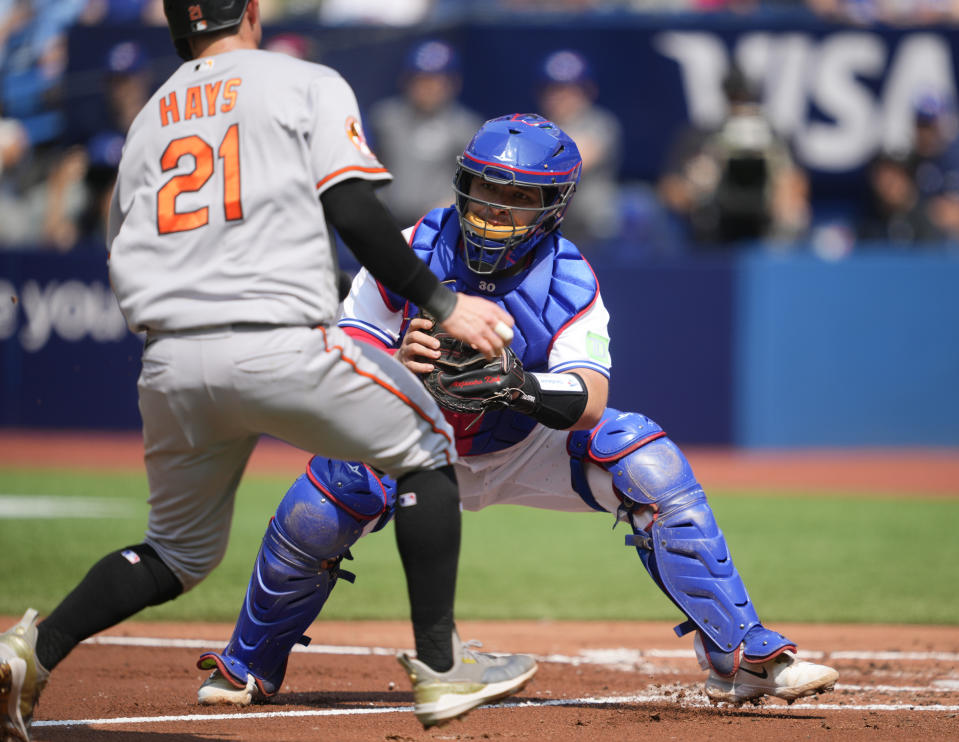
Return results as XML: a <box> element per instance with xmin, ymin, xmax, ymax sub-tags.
<box><xmin>595</xmin><ymin>255</ymin><xmax>735</xmax><ymax>446</ymax></box>
<box><xmin>3</xmin><ymin>248</ymin><xmax>957</xmax><ymax>445</ymax></box>
<box><xmin>734</xmin><ymin>250</ymin><xmax>959</xmax><ymax>447</ymax></box>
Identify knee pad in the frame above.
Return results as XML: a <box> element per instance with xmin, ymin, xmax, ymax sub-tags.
<box><xmin>567</xmin><ymin>408</ymin><xmax>666</xmax><ymax>512</ymax></box>
<box><xmin>197</xmin><ymin>456</ymin><xmax>396</xmax><ymax>694</ymax></box>
<box><xmin>276</xmin><ymin>456</ymin><xmax>396</xmax><ymax>558</ymax></box>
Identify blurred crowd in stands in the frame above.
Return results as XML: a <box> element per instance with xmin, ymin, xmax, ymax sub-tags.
<box><xmin>2</xmin><ymin>0</ymin><xmax>959</xmax><ymax>258</ymax></box>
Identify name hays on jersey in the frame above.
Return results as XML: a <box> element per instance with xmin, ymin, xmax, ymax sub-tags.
<box><xmin>159</xmin><ymin>78</ymin><xmax>241</xmax><ymax>127</ymax></box>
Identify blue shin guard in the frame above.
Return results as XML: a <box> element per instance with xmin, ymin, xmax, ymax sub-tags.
<box><xmin>569</xmin><ymin>410</ymin><xmax>795</xmax><ymax>676</ymax></box>
<box><xmin>198</xmin><ymin>456</ymin><xmax>395</xmax><ymax>696</ymax></box>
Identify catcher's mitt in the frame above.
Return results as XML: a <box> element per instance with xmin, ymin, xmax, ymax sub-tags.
<box><xmin>421</xmin><ymin>330</ymin><xmax>525</xmax><ymax>414</ymax></box>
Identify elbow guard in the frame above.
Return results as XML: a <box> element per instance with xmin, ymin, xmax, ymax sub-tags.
<box><xmin>512</xmin><ymin>372</ymin><xmax>588</xmax><ymax>430</ymax></box>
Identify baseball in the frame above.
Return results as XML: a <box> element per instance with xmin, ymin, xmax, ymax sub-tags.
<box><xmin>494</xmin><ymin>321</ymin><xmax>514</xmax><ymax>343</ymax></box>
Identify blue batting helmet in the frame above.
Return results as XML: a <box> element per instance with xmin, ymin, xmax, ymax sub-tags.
<box><xmin>453</xmin><ymin>113</ymin><xmax>582</xmax><ymax>275</ymax></box>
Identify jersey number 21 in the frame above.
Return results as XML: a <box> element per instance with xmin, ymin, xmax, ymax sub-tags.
<box><xmin>157</xmin><ymin>123</ymin><xmax>243</xmax><ymax>235</ymax></box>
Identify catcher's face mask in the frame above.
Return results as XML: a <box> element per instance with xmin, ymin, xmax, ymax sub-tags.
<box><xmin>463</xmin><ymin>177</ymin><xmax>541</xmax><ymax>242</ymax></box>
<box><xmin>453</xmin><ymin>113</ymin><xmax>581</xmax><ymax>275</ymax></box>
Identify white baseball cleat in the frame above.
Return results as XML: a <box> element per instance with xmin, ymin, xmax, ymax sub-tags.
<box><xmin>197</xmin><ymin>669</ymin><xmax>257</xmax><ymax>707</ymax></box>
<box><xmin>699</xmin><ymin>633</ymin><xmax>838</xmax><ymax>705</ymax></box>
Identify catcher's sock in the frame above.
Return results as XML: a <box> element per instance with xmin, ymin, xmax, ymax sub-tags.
<box><xmin>394</xmin><ymin>465</ymin><xmax>461</xmax><ymax>672</ymax></box>
<box><xmin>36</xmin><ymin>543</ymin><xmax>182</xmax><ymax>670</ymax></box>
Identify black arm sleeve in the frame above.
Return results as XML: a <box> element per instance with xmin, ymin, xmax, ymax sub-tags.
<box><xmin>510</xmin><ymin>372</ymin><xmax>589</xmax><ymax>430</ymax></box>
<box><xmin>320</xmin><ymin>178</ymin><xmax>456</xmax><ymax>321</ymax></box>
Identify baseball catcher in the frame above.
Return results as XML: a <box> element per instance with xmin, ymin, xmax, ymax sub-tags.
<box><xmin>192</xmin><ymin>113</ymin><xmax>839</xmax><ymax>722</ymax></box>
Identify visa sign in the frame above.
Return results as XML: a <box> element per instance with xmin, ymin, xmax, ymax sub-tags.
<box><xmin>655</xmin><ymin>30</ymin><xmax>958</xmax><ymax>172</ymax></box>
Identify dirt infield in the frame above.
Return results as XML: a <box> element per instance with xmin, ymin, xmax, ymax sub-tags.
<box><xmin>3</xmin><ymin>431</ymin><xmax>958</xmax><ymax>740</ymax></box>
<box><xmin>5</xmin><ymin>618</ymin><xmax>957</xmax><ymax>741</ymax></box>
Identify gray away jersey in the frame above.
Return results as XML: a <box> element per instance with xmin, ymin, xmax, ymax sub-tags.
<box><xmin>108</xmin><ymin>49</ymin><xmax>390</xmax><ymax>332</ymax></box>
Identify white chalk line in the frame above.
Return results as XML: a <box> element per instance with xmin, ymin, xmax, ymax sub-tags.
<box><xmin>84</xmin><ymin>635</ymin><xmax>959</xmax><ymax>664</ymax></box>
<box><xmin>0</xmin><ymin>495</ymin><xmax>139</xmax><ymax>518</ymax></box>
<box><xmin>33</xmin><ymin>693</ymin><xmax>959</xmax><ymax>729</ymax></box>
<box><xmin>42</xmin><ymin>634</ymin><xmax>954</xmax><ymax>730</ymax></box>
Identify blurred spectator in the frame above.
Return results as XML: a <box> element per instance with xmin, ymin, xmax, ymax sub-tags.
<box><xmin>367</xmin><ymin>38</ymin><xmax>482</xmax><ymax>228</ymax></box>
<box><xmin>264</xmin><ymin>31</ymin><xmax>315</xmax><ymax>59</ymax></box>
<box><xmin>488</xmin><ymin>0</ymin><xmax>613</xmax><ymax>9</ymax></box>
<box><xmin>805</xmin><ymin>0</ymin><xmax>959</xmax><ymax>25</ymax></box>
<box><xmin>101</xmin><ymin>39</ymin><xmax>151</xmax><ymax>134</ymax></box>
<box><xmin>77</xmin><ymin>129</ymin><xmax>122</xmax><ymax>245</ymax></box>
<box><xmin>638</xmin><ymin>0</ymin><xmax>762</xmax><ymax>10</ymax></box>
<box><xmin>908</xmin><ymin>91</ymin><xmax>959</xmax><ymax>240</ymax></box>
<box><xmin>1</xmin><ymin>0</ymin><xmax>86</xmax><ymax>146</ymax></box>
<box><xmin>657</xmin><ymin>64</ymin><xmax>810</xmax><ymax>248</ymax></box>
<box><xmin>0</xmin><ymin>112</ymin><xmax>27</xmax><ymax>180</ymax></box>
<box><xmin>856</xmin><ymin>149</ymin><xmax>944</xmax><ymax>244</ymax></box>
<box><xmin>0</xmin><ymin>1</ymin><xmax>87</xmax><ymax>249</ymax></box>
<box><xmin>0</xmin><ymin>116</ymin><xmax>86</xmax><ymax>249</ymax></box>
<box><xmin>74</xmin><ymin>40</ymin><xmax>153</xmax><ymax>247</ymax></box>
<box><xmin>0</xmin><ymin>1</ymin><xmax>31</xmax><ymax>68</ymax></box>
<box><xmin>318</xmin><ymin>0</ymin><xmax>432</xmax><ymax>25</ymax></box>
<box><xmin>484</xmin><ymin>0</ymin><xmax>770</xmax><ymax>12</ymax></box>
<box><xmin>77</xmin><ymin>0</ymin><xmax>166</xmax><ymax>25</ymax></box>
<box><xmin>0</xmin><ymin>38</ymin><xmax>154</xmax><ymax>250</ymax></box>
<box><xmin>535</xmin><ymin>49</ymin><xmax>623</xmax><ymax>246</ymax></box>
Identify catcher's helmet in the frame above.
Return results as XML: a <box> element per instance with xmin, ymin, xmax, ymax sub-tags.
<box><xmin>163</xmin><ymin>0</ymin><xmax>251</xmax><ymax>61</ymax></box>
<box><xmin>453</xmin><ymin>113</ymin><xmax>581</xmax><ymax>275</ymax></box>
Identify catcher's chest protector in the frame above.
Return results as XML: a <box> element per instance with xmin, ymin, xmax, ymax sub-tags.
<box><xmin>396</xmin><ymin>207</ymin><xmax>599</xmax><ymax>455</ymax></box>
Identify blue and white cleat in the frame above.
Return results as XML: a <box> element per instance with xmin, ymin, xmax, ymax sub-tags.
<box><xmin>696</xmin><ymin>633</ymin><xmax>838</xmax><ymax>705</ymax></box>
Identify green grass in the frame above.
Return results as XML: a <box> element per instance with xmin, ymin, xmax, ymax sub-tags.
<box><xmin>1</xmin><ymin>468</ymin><xmax>957</xmax><ymax>625</ymax></box>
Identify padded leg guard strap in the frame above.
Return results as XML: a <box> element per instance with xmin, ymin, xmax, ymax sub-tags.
<box><xmin>197</xmin><ymin>517</ymin><xmax>349</xmax><ymax>696</ymax></box>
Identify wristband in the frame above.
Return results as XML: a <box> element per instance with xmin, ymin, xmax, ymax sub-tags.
<box><xmin>421</xmin><ymin>281</ymin><xmax>457</xmax><ymax>324</ymax></box>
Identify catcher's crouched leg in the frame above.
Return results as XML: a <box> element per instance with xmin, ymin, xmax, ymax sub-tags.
<box><xmin>568</xmin><ymin>409</ymin><xmax>796</xmax><ymax>676</ymax></box>
<box><xmin>197</xmin><ymin>456</ymin><xmax>395</xmax><ymax>704</ymax></box>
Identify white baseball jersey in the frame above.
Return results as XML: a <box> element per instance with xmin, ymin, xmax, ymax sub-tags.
<box><xmin>340</xmin><ymin>264</ymin><xmax>616</xmax><ymax>513</ymax></box>
<box><xmin>108</xmin><ymin>49</ymin><xmax>390</xmax><ymax>332</ymax></box>
<box><xmin>341</xmin><ymin>258</ymin><xmax>612</xmax><ymax>375</ymax></box>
